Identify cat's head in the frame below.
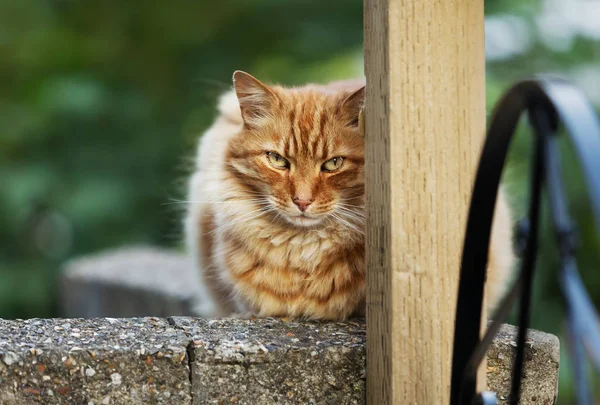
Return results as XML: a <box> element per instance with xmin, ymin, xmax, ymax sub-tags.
<box><xmin>226</xmin><ymin>70</ymin><xmax>365</xmax><ymax>229</ymax></box>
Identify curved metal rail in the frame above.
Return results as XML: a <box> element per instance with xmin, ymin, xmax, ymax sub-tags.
<box><xmin>449</xmin><ymin>78</ymin><xmax>600</xmax><ymax>405</ymax></box>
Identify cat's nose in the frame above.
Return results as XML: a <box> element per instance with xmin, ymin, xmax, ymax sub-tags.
<box><xmin>293</xmin><ymin>197</ymin><xmax>313</xmax><ymax>212</ymax></box>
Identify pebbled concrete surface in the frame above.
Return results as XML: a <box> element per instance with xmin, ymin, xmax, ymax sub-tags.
<box><xmin>170</xmin><ymin>317</ymin><xmax>366</xmax><ymax>405</ymax></box>
<box><xmin>487</xmin><ymin>324</ymin><xmax>560</xmax><ymax>404</ymax></box>
<box><xmin>0</xmin><ymin>317</ymin><xmax>191</xmax><ymax>405</ymax></box>
<box><xmin>0</xmin><ymin>317</ymin><xmax>559</xmax><ymax>404</ymax></box>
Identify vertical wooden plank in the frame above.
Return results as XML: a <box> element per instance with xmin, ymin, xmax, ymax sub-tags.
<box><xmin>364</xmin><ymin>0</ymin><xmax>486</xmax><ymax>403</ymax></box>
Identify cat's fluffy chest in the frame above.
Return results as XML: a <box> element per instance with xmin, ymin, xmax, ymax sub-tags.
<box><xmin>216</xmin><ymin>218</ymin><xmax>365</xmax><ymax>319</ymax></box>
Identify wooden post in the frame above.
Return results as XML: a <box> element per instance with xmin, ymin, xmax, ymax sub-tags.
<box><xmin>364</xmin><ymin>0</ymin><xmax>486</xmax><ymax>403</ymax></box>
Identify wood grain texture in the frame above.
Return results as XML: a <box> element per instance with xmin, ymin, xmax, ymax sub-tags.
<box><xmin>364</xmin><ymin>0</ymin><xmax>486</xmax><ymax>403</ymax></box>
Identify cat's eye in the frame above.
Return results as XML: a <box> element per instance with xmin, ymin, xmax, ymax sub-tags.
<box><xmin>321</xmin><ymin>157</ymin><xmax>344</xmax><ymax>172</ymax></box>
<box><xmin>266</xmin><ymin>152</ymin><xmax>290</xmax><ymax>169</ymax></box>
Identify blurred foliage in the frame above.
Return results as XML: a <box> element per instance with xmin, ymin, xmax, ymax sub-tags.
<box><xmin>0</xmin><ymin>0</ymin><xmax>598</xmax><ymax>402</ymax></box>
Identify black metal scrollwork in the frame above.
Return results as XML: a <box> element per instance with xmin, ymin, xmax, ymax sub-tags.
<box><xmin>450</xmin><ymin>78</ymin><xmax>600</xmax><ymax>405</ymax></box>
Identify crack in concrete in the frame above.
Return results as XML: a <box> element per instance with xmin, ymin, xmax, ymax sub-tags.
<box><xmin>167</xmin><ymin>316</ymin><xmax>195</xmax><ymax>405</ymax></box>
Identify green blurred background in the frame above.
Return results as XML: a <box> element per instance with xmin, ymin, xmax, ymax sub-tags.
<box><xmin>1</xmin><ymin>0</ymin><xmax>598</xmax><ymax>402</ymax></box>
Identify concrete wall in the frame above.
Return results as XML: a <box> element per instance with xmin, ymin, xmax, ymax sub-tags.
<box><xmin>1</xmin><ymin>317</ymin><xmax>559</xmax><ymax>404</ymax></box>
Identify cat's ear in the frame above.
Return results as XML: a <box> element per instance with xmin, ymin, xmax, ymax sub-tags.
<box><xmin>233</xmin><ymin>70</ymin><xmax>278</xmax><ymax>129</ymax></box>
<box><xmin>339</xmin><ymin>85</ymin><xmax>366</xmax><ymax>128</ymax></box>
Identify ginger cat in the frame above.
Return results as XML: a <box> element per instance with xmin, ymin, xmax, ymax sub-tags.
<box><xmin>184</xmin><ymin>71</ymin><xmax>514</xmax><ymax>320</ymax></box>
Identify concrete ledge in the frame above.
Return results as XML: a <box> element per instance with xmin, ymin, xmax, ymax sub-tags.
<box><xmin>1</xmin><ymin>317</ymin><xmax>559</xmax><ymax>404</ymax></box>
<box><xmin>172</xmin><ymin>317</ymin><xmax>366</xmax><ymax>404</ymax></box>
<box><xmin>0</xmin><ymin>318</ymin><xmax>191</xmax><ymax>404</ymax></box>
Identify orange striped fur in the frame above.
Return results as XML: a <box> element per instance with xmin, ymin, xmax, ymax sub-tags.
<box><xmin>184</xmin><ymin>71</ymin><xmax>514</xmax><ymax>320</ymax></box>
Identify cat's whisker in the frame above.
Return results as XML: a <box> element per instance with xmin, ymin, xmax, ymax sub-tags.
<box><xmin>334</xmin><ymin>207</ymin><xmax>366</xmax><ymax>227</ymax></box>
<box><xmin>337</xmin><ymin>214</ymin><xmax>366</xmax><ymax>225</ymax></box>
<box><xmin>335</xmin><ymin>206</ymin><xmax>366</xmax><ymax>221</ymax></box>
<box><xmin>330</xmin><ymin>211</ymin><xmax>364</xmax><ymax>235</ymax></box>
<box><xmin>337</xmin><ymin>202</ymin><xmax>365</xmax><ymax>208</ymax></box>
<box><xmin>331</xmin><ymin>214</ymin><xmax>360</xmax><ymax>235</ymax></box>
<box><xmin>336</xmin><ymin>205</ymin><xmax>365</xmax><ymax>216</ymax></box>
<box><xmin>336</xmin><ymin>202</ymin><xmax>366</xmax><ymax>210</ymax></box>
<box><xmin>222</xmin><ymin>197</ymin><xmax>270</xmax><ymax>205</ymax></box>
<box><xmin>163</xmin><ymin>197</ymin><xmax>269</xmax><ymax>206</ymax></box>
<box><xmin>205</xmin><ymin>206</ymin><xmax>276</xmax><ymax>236</ymax></box>
<box><xmin>164</xmin><ymin>200</ymin><xmax>265</xmax><ymax>206</ymax></box>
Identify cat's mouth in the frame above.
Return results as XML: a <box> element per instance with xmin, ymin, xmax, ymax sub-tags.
<box><xmin>269</xmin><ymin>199</ymin><xmax>327</xmax><ymax>227</ymax></box>
<box><xmin>285</xmin><ymin>214</ymin><xmax>324</xmax><ymax>227</ymax></box>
